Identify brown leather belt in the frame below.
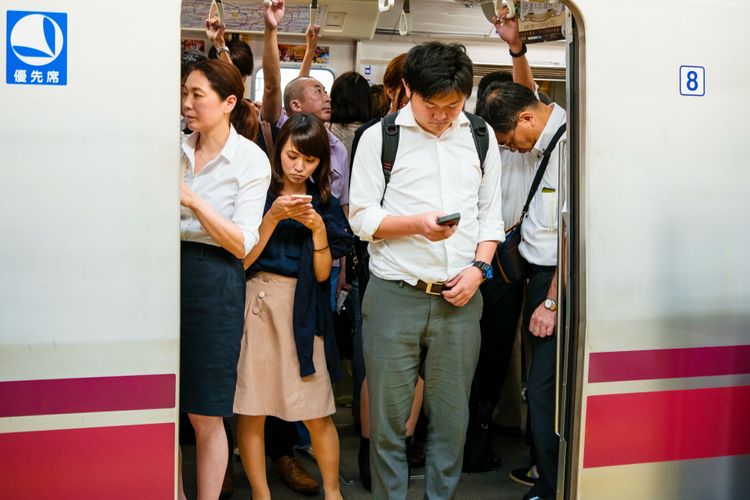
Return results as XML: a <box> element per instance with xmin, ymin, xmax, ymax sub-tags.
<box><xmin>408</xmin><ymin>280</ymin><xmax>447</xmax><ymax>296</ymax></box>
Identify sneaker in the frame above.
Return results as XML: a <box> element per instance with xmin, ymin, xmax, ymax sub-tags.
<box><xmin>510</xmin><ymin>465</ymin><xmax>539</xmax><ymax>487</ymax></box>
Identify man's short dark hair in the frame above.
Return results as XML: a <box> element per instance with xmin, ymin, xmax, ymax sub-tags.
<box><xmin>475</xmin><ymin>71</ymin><xmax>512</xmax><ymax>112</ymax></box>
<box><xmin>403</xmin><ymin>42</ymin><xmax>473</xmax><ymax>99</ymax></box>
<box><xmin>477</xmin><ymin>81</ymin><xmax>539</xmax><ymax>134</ymax></box>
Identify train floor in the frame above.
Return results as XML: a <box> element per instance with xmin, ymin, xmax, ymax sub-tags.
<box><xmin>182</xmin><ymin>405</ymin><xmax>531</xmax><ymax>499</ymax></box>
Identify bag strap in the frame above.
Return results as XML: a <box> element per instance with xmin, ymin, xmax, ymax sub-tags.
<box><xmin>380</xmin><ymin>111</ymin><xmax>400</xmax><ymax>204</ymax></box>
<box><xmin>260</xmin><ymin>120</ymin><xmax>274</xmax><ymax>159</ymax></box>
<box><xmin>518</xmin><ymin>123</ymin><xmax>567</xmax><ymax>224</ymax></box>
<box><xmin>464</xmin><ymin>111</ymin><xmax>489</xmax><ymax>174</ymax></box>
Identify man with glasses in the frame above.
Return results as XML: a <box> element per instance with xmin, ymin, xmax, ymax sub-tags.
<box><xmin>463</xmin><ymin>7</ymin><xmax>542</xmax><ymax>477</ymax></box>
<box><xmin>477</xmin><ymin>76</ymin><xmax>567</xmax><ymax>500</ymax></box>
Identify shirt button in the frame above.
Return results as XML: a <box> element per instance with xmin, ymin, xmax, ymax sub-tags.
<box><xmin>252</xmin><ymin>306</ymin><xmax>260</xmax><ymax>315</ymax></box>
<box><xmin>258</xmin><ymin>291</ymin><xmax>266</xmax><ymax>299</ymax></box>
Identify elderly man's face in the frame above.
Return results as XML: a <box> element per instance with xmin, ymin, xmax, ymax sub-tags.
<box><xmin>294</xmin><ymin>78</ymin><xmax>332</xmax><ymax>122</ymax></box>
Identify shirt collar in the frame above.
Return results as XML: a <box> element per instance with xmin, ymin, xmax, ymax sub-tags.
<box><xmin>395</xmin><ymin>102</ymin><xmax>470</xmax><ymax>134</ymax></box>
<box><xmin>181</xmin><ymin>125</ymin><xmax>239</xmax><ymax>164</ymax></box>
<box><xmin>531</xmin><ymin>103</ymin><xmax>566</xmax><ymax>158</ymax></box>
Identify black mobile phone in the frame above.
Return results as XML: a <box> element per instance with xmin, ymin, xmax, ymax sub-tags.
<box><xmin>436</xmin><ymin>213</ymin><xmax>461</xmax><ymax>226</ymax></box>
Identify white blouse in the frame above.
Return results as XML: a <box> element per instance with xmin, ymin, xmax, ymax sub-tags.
<box><xmin>180</xmin><ymin>126</ymin><xmax>271</xmax><ymax>256</ymax></box>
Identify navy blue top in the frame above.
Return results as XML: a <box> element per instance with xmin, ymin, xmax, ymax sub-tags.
<box><xmin>247</xmin><ymin>184</ymin><xmax>353</xmax><ymax>382</ymax></box>
<box><xmin>247</xmin><ymin>210</ymin><xmax>309</xmax><ymax>278</ymax></box>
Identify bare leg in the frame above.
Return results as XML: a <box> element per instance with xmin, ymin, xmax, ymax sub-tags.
<box><xmin>178</xmin><ymin>447</ymin><xmax>187</xmax><ymax>500</ymax></box>
<box><xmin>236</xmin><ymin>415</ymin><xmax>270</xmax><ymax>500</ymax></box>
<box><xmin>303</xmin><ymin>416</ymin><xmax>343</xmax><ymax>500</ymax></box>
<box><xmin>405</xmin><ymin>377</ymin><xmax>425</xmax><ymax>437</ymax></box>
<box><xmin>188</xmin><ymin>413</ymin><xmax>227</xmax><ymax>500</ymax></box>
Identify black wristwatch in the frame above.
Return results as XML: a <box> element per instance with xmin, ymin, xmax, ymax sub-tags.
<box><xmin>472</xmin><ymin>260</ymin><xmax>493</xmax><ymax>280</ymax></box>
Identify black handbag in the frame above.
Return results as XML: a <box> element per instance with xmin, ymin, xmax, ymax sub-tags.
<box><xmin>496</xmin><ymin>123</ymin><xmax>566</xmax><ymax>284</ymax></box>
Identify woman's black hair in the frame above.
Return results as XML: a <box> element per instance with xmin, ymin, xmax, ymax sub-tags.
<box><xmin>208</xmin><ymin>38</ymin><xmax>254</xmax><ymax>77</ymax></box>
<box><xmin>330</xmin><ymin>72</ymin><xmax>372</xmax><ymax>124</ymax></box>
<box><xmin>270</xmin><ymin>114</ymin><xmax>332</xmax><ymax>204</ymax></box>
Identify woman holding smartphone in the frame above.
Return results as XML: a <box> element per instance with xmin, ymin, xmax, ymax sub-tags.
<box><xmin>234</xmin><ymin>113</ymin><xmax>351</xmax><ymax>500</ymax></box>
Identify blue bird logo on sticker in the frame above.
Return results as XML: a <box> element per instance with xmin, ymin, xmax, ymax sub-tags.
<box><xmin>10</xmin><ymin>14</ymin><xmax>64</xmax><ymax>66</ymax></box>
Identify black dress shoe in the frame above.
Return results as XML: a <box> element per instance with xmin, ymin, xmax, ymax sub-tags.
<box><xmin>358</xmin><ymin>437</ymin><xmax>371</xmax><ymax>492</ymax></box>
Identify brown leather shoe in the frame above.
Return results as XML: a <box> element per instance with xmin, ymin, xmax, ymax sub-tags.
<box><xmin>271</xmin><ymin>455</ymin><xmax>320</xmax><ymax>495</ymax></box>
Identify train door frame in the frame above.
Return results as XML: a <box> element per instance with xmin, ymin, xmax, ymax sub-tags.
<box><xmin>554</xmin><ymin>2</ymin><xmax>586</xmax><ymax>499</ymax></box>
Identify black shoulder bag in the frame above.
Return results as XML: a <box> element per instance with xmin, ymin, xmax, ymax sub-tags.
<box><xmin>496</xmin><ymin>123</ymin><xmax>566</xmax><ymax>284</ymax></box>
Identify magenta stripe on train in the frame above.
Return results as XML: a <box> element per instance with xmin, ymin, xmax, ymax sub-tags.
<box><xmin>588</xmin><ymin>344</ymin><xmax>750</xmax><ymax>383</ymax></box>
<box><xmin>0</xmin><ymin>423</ymin><xmax>175</xmax><ymax>499</ymax></box>
<box><xmin>0</xmin><ymin>374</ymin><xmax>176</xmax><ymax>417</ymax></box>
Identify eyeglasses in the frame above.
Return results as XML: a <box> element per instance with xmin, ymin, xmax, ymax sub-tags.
<box><xmin>498</xmin><ymin>118</ymin><xmax>518</xmax><ymax>151</ymax></box>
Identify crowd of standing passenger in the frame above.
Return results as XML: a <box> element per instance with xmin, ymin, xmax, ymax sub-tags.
<box><xmin>179</xmin><ymin>2</ymin><xmax>565</xmax><ymax>500</ymax></box>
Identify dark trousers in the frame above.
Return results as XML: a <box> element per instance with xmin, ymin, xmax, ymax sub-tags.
<box><xmin>463</xmin><ymin>278</ymin><xmax>524</xmax><ymax>471</ymax></box>
<box><xmin>265</xmin><ymin>417</ymin><xmax>298</xmax><ymax>462</ymax></box>
<box><xmin>524</xmin><ymin>265</ymin><xmax>558</xmax><ymax>499</ymax></box>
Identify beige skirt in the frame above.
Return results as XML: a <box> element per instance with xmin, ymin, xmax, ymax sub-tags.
<box><xmin>234</xmin><ymin>272</ymin><xmax>335</xmax><ymax>421</ymax></box>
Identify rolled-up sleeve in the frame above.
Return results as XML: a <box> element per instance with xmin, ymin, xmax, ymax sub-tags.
<box><xmin>233</xmin><ymin>152</ymin><xmax>272</xmax><ymax>256</ymax></box>
<box><xmin>477</xmin><ymin>129</ymin><xmax>505</xmax><ymax>242</ymax></box>
<box><xmin>348</xmin><ymin>124</ymin><xmax>389</xmax><ymax>242</ymax></box>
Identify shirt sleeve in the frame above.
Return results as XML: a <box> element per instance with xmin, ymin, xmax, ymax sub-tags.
<box><xmin>331</xmin><ymin>142</ymin><xmax>350</xmax><ymax>207</ymax></box>
<box><xmin>348</xmin><ymin>124</ymin><xmax>388</xmax><ymax>242</ymax></box>
<box><xmin>477</xmin><ymin>128</ymin><xmax>505</xmax><ymax>242</ymax></box>
<box><xmin>233</xmin><ymin>149</ymin><xmax>272</xmax><ymax>256</ymax></box>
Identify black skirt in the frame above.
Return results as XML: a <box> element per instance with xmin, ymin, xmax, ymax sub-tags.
<box><xmin>180</xmin><ymin>241</ymin><xmax>245</xmax><ymax>416</ymax></box>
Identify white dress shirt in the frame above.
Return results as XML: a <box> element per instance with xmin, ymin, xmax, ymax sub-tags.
<box><xmin>519</xmin><ymin>103</ymin><xmax>567</xmax><ymax>266</ymax></box>
<box><xmin>500</xmin><ymin>149</ymin><xmax>536</xmax><ymax>226</ymax></box>
<box><xmin>349</xmin><ymin>103</ymin><xmax>505</xmax><ymax>285</ymax></box>
<box><xmin>181</xmin><ymin>126</ymin><xmax>271</xmax><ymax>256</ymax></box>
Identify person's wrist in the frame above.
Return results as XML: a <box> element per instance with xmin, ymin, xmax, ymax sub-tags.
<box><xmin>509</xmin><ymin>42</ymin><xmax>527</xmax><ymax>58</ymax></box>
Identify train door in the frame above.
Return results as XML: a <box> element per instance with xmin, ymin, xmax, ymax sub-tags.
<box><xmin>0</xmin><ymin>1</ymin><xmax>180</xmax><ymax>498</ymax></box>
<box><xmin>557</xmin><ymin>1</ymin><xmax>750</xmax><ymax>498</ymax></box>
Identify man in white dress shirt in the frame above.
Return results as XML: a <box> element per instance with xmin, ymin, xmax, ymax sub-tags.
<box><xmin>479</xmin><ymin>80</ymin><xmax>567</xmax><ymax>500</ymax></box>
<box><xmin>349</xmin><ymin>42</ymin><xmax>504</xmax><ymax>499</ymax></box>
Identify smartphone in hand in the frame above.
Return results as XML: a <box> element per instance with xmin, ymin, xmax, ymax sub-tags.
<box><xmin>436</xmin><ymin>213</ymin><xmax>461</xmax><ymax>226</ymax></box>
<box><xmin>290</xmin><ymin>194</ymin><xmax>313</xmax><ymax>202</ymax></box>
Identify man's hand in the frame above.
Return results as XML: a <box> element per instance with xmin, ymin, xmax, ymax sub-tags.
<box><xmin>205</xmin><ymin>16</ymin><xmax>225</xmax><ymax>47</ymax></box>
<box><xmin>264</xmin><ymin>0</ymin><xmax>285</xmax><ymax>30</ymax></box>
<box><xmin>442</xmin><ymin>266</ymin><xmax>483</xmax><ymax>307</ymax></box>
<box><xmin>419</xmin><ymin>212</ymin><xmax>458</xmax><ymax>242</ymax></box>
<box><xmin>529</xmin><ymin>302</ymin><xmax>556</xmax><ymax>337</ymax></box>
<box><xmin>492</xmin><ymin>6</ymin><xmax>523</xmax><ymax>53</ymax></box>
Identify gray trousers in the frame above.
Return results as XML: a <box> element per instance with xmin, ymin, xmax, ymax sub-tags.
<box><xmin>362</xmin><ymin>276</ymin><xmax>482</xmax><ymax>499</ymax></box>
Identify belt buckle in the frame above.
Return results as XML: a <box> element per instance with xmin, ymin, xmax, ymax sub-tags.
<box><xmin>425</xmin><ymin>282</ymin><xmax>443</xmax><ymax>296</ymax></box>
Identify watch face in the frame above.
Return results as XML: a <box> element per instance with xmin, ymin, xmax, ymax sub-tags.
<box><xmin>544</xmin><ymin>298</ymin><xmax>557</xmax><ymax>311</ymax></box>
<box><xmin>486</xmin><ymin>267</ymin><xmax>493</xmax><ymax>280</ymax></box>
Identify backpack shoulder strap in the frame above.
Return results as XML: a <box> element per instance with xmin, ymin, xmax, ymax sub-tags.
<box><xmin>380</xmin><ymin>112</ymin><xmax>400</xmax><ymax>203</ymax></box>
<box><xmin>464</xmin><ymin>111</ymin><xmax>490</xmax><ymax>174</ymax></box>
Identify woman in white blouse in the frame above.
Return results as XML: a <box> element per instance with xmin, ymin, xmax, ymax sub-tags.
<box><xmin>179</xmin><ymin>58</ymin><xmax>270</xmax><ymax>499</ymax></box>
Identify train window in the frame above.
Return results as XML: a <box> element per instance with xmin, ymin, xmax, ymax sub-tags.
<box><xmin>251</xmin><ymin>66</ymin><xmax>335</xmax><ymax>102</ymax></box>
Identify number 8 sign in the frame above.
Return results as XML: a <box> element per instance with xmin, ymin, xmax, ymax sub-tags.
<box><xmin>680</xmin><ymin>65</ymin><xmax>705</xmax><ymax>96</ymax></box>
